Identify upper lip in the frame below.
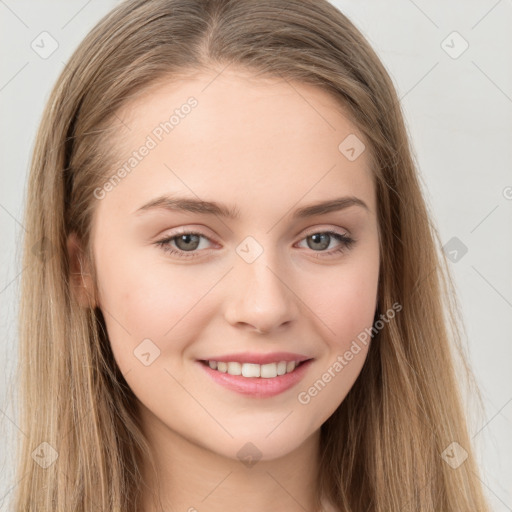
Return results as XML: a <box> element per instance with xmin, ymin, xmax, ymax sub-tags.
<box><xmin>199</xmin><ymin>352</ymin><xmax>313</xmax><ymax>365</ymax></box>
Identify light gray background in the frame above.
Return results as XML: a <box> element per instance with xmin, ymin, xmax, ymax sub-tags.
<box><xmin>1</xmin><ymin>1</ymin><xmax>511</xmax><ymax>510</ymax></box>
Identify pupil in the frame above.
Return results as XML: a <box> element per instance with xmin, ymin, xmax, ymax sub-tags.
<box><xmin>177</xmin><ymin>234</ymin><xmax>199</xmax><ymax>251</ymax></box>
<box><xmin>309</xmin><ymin>233</ymin><xmax>329</xmax><ymax>250</ymax></box>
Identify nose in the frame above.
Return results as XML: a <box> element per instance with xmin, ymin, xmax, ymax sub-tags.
<box><xmin>224</xmin><ymin>252</ymin><xmax>299</xmax><ymax>335</ymax></box>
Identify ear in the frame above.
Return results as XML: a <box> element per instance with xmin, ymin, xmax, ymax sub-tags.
<box><xmin>67</xmin><ymin>232</ymin><xmax>97</xmax><ymax>308</ymax></box>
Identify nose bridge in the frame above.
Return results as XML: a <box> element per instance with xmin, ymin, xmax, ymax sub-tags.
<box><xmin>225</xmin><ymin>235</ymin><xmax>297</xmax><ymax>332</ymax></box>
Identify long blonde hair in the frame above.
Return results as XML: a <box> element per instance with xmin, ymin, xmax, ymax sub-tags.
<box><xmin>14</xmin><ymin>0</ymin><xmax>490</xmax><ymax>510</ymax></box>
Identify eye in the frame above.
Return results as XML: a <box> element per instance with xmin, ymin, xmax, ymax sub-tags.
<box><xmin>155</xmin><ymin>229</ymin><xmax>214</xmax><ymax>259</ymax></box>
<box><xmin>155</xmin><ymin>228</ymin><xmax>355</xmax><ymax>259</ymax></box>
<box><xmin>296</xmin><ymin>230</ymin><xmax>355</xmax><ymax>257</ymax></box>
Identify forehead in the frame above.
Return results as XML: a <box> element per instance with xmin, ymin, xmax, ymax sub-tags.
<box><xmin>97</xmin><ymin>68</ymin><xmax>375</xmax><ymax>220</ymax></box>
<box><xmin>116</xmin><ymin>68</ymin><xmax>365</xmax><ymax>149</ymax></box>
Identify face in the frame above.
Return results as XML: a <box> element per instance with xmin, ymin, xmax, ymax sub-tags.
<box><xmin>83</xmin><ymin>68</ymin><xmax>380</xmax><ymax>462</ymax></box>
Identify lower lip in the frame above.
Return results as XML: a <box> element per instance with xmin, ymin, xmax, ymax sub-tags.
<box><xmin>197</xmin><ymin>360</ymin><xmax>313</xmax><ymax>398</ymax></box>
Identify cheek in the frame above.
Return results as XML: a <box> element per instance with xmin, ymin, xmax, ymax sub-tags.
<box><xmin>295</xmin><ymin>265</ymin><xmax>378</xmax><ymax>429</ymax></box>
<box><xmin>313</xmin><ymin>257</ymin><xmax>379</xmax><ymax>350</ymax></box>
<box><xmin>296</xmin><ymin>249</ymin><xmax>380</xmax><ymax>426</ymax></box>
<box><xmin>94</xmin><ymin>250</ymin><xmax>218</xmax><ymax>370</ymax></box>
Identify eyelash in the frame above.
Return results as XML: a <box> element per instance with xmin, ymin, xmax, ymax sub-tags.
<box><xmin>155</xmin><ymin>228</ymin><xmax>355</xmax><ymax>260</ymax></box>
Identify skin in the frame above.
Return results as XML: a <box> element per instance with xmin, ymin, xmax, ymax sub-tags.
<box><xmin>69</xmin><ymin>68</ymin><xmax>380</xmax><ymax>512</ymax></box>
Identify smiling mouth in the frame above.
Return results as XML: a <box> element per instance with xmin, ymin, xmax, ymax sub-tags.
<box><xmin>199</xmin><ymin>359</ymin><xmax>310</xmax><ymax>378</ymax></box>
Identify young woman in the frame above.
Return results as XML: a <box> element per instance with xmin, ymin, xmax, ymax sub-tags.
<box><xmin>15</xmin><ymin>0</ymin><xmax>491</xmax><ymax>510</ymax></box>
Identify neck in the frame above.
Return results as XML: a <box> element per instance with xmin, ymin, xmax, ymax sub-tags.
<box><xmin>139</xmin><ymin>410</ymin><xmax>323</xmax><ymax>512</ymax></box>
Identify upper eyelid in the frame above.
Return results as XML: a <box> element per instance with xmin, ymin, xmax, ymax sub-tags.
<box><xmin>159</xmin><ymin>226</ymin><xmax>351</xmax><ymax>248</ymax></box>
<box><xmin>162</xmin><ymin>224</ymin><xmax>350</xmax><ymax>240</ymax></box>
<box><xmin>301</xmin><ymin>225</ymin><xmax>351</xmax><ymax>238</ymax></box>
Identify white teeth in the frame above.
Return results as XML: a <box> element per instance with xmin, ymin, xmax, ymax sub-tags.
<box><xmin>260</xmin><ymin>363</ymin><xmax>277</xmax><ymax>378</ymax></box>
<box><xmin>242</xmin><ymin>363</ymin><xmax>260</xmax><ymax>378</ymax></box>
<box><xmin>227</xmin><ymin>361</ymin><xmax>242</xmax><ymax>375</ymax></box>
<box><xmin>206</xmin><ymin>360</ymin><xmax>302</xmax><ymax>378</ymax></box>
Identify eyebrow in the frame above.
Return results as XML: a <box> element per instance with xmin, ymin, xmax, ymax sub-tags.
<box><xmin>133</xmin><ymin>194</ymin><xmax>369</xmax><ymax>219</ymax></box>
